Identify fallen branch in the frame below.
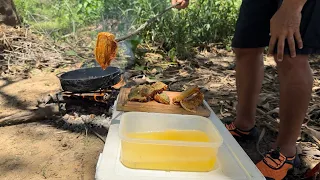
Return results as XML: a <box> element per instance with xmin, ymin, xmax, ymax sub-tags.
<box><xmin>256</xmin><ymin>128</ymin><xmax>266</xmax><ymax>157</ymax></box>
<box><xmin>86</xmin><ymin>125</ymin><xmax>106</xmax><ymax>143</ymax></box>
<box><xmin>257</xmin><ymin>107</ymin><xmax>279</xmax><ymax>128</ymax></box>
<box><xmin>0</xmin><ymin>104</ymin><xmax>61</xmax><ymax>127</ymax></box>
<box><xmin>303</xmin><ymin>125</ymin><xmax>320</xmax><ymax>146</ymax></box>
<box><xmin>260</xmin><ymin>121</ymin><xmax>278</xmax><ymax>133</ymax></box>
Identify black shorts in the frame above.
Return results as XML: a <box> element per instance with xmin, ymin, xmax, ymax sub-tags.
<box><xmin>232</xmin><ymin>0</ymin><xmax>320</xmax><ymax>55</ymax></box>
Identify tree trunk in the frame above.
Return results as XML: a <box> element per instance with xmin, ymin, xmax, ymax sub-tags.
<box><xmin>0</xmin><ymin>0</ymin><xmax>20</xmax><ymax>26</ymax></box>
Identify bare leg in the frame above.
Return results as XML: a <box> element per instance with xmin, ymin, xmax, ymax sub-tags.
<box><xmin>275</xmin><ymin>55</ymin><xmax>313</xmax><ymax>157</ymax></box>
<box><xmin>234</xmin><ymin>48</ymin><xmax>265</xmax><ymax>130</ymax></box>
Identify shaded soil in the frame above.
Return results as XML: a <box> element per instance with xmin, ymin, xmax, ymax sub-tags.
<box><xmin>0</xmin><ymin>121</ymin><xmax>103</xmax><ymax>180</ymax></box>
<box><xmin>0</xmin><ymin>70</ymin><xmax>104</xmax><ymax>180</ymax></box>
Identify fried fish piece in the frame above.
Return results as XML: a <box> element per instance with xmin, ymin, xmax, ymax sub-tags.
<box><xmin>151</xmin><ymin>82</ymin><xmax>168</xmax><ymax>93</ymax></box>
<box><xmin>128</xmin><ymin>84</ymin><xmax>154</xmax><ymax>102</ymax></box>
<box><xmin>140</xmin><ymin>82</ymin><xmax>168</xmax><ymax>99</ymax></box>
<box><xmin>128</xmin><ymin>82</ymin><xmax>169</xmax><ymax>103</ymax></box>
<box><xmin>128</xmin><ymin>86</ymin><xmax>148</xmax><ymax>102</ymax></box>
<box><xmin>180</xmin><ymin>91</ymin><xmax>204</xmax><ymax>113</ymax></box>
<box><xmin>154</xmin><ymin>92</ymin><xmax>170</xmax><ymax>105</ymax></box>
<box><xmin>140</xmin><ymin>85</ymin><xmax>155</xmax><ymax>99</ymax></box>
<box><xmin>172</xmin><ymin>85</ymin><xmax>200</xmax><ymax>104</ymax></box>
<box><xmin>94</xmin><ymin>32</ymin><xmax>118</xmax><ymax>70</ymax></box>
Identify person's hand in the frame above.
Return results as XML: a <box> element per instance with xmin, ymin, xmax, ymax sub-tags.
<box><xmin>268</xmin><ymin>0</ymin><xmax>306</xmax><ymax>61</ymax></box>
<box><xmin>171</xmin><ymin>0</ymin><xmax>189</xmax><ymax>9</ymax></box>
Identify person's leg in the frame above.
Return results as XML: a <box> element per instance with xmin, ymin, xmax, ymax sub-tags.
<box><xmin>275</xmin><ymin>54</ymin><xmax>313</xmax><ymax>157</ymax></box>
<box><xmin>256</xmin><ymin>54</ymin><xmax>313</xmax><ymax>180</ymax></box>
<box><xmin>256</xmin><ymin>0</ymin><xmax>319</xmax><ymax>178</ymax></box>
<box><xmin>233</xmin><ymin>48</ymin><xmax>265</xmax><ymax>131</ymax></box>
<box><xmin>226</xmin><ymin>0</ymin><xmax>278</xmax><ymax>140</ymax></box>
<box><xmin>273</xmin><ymin>0</ymin><xmax>317</xmax><ymax>157</ymax></box>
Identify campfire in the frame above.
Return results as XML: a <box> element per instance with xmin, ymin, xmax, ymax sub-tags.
<box><xmin>37</xmin><ymin>87</ymin><xmax>121</xmax><ymax>131</ymax></box>
<box><xmin>0</xmin><ymin>68</ymin><xmax>126</xmax><ymax>140</ymax></box>
<box><xmin>40</xmin><ymin>64</ymin><xmax>126</xmax><ymax>131</ymax></box>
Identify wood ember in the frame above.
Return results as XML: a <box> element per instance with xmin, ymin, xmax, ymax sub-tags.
<box><xmin>41</xmin><ymin>90</ymin><xmax>119</xmax><ymax>132</ymax></box>
<box><xmin>61</xmin><ymin>113</ymin><xmax>111</xmax><ymax>130</ymax></box>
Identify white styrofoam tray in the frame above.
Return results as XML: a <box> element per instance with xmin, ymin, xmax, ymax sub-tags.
<box><xmin>95</xmin><ymin>100</ymin><xmax>266</xmax><ymax>180</ymax></box>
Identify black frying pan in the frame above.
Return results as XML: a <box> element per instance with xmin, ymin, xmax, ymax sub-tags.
<box><xmin>57</xmin><ymin>66</ymin><xmax>122</xmax><ymax>92</ymax></box>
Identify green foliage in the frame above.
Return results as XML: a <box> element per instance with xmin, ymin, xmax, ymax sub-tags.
<box><xmin>76</xmin><ymin>0</ymin><xmax>103</xmax><ymax>24</ymax></box>
<box><xmin>128</xmin><ymin>36</ymin><xmax>143</xmax><ymax>53</ymax></box>
<box><xmin>168</xmin><ymin>48</ymin><xmax>177</xmax><ymax>62</ymax></box>
<box><xmin>14</xmin><ymin>0</ymin><xmax>103</xmax><ymax>38</ymax></box>
<box><xmin>102</xmin><ymin>0</ymin><xmax>241</xmax><ymax>55</ymax></box>
<box><xmin>15</xmin><ymin>0</ymin><xmax>241</xmax><ymax>54</ymax></box>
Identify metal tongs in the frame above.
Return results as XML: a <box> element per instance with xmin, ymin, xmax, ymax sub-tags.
<box><xmin>115</xmin><ymin>2</ymin><xmax>182</xmax><ymax>42</ymax></box>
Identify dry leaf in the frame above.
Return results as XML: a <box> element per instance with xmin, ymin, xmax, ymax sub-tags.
<box><xmin>303</xmin><ymin>125</ymin><xmax>320</xmax><ymax>141</ymax></box>
<box><xmin>297</xmin><ymin>142</ymin><xmax>320</xmax><ymax>160</ymax></box>
<box><xmin>261</xmin><ymin>102</ymin><xmax>270</xmax><ymax>110</ymax></box>
<box><xmin>112</xmin><ymin>75</ymin><xmax>126</xmax><ymax>89</ymax></box>
<box><xmin>258</xmin><ymin>93</ymin><xmax>273</xmax><ymax>106</ymax></box>
<box><xmin>132</xmin><ymin>75</ymin><xmax>147</xmax><ymax>85</ymax></box>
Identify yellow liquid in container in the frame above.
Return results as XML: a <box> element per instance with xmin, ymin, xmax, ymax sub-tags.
<box><xmin>120</xmin><ymin>130</ymin><xmax>217</xmax><ymax>172</ymax></box>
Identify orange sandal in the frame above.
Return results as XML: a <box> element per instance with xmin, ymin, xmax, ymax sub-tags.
<box><xmin>225</xmin><ymin>122</ymin><xmax>259</xmax><ymax>141</ymax></box>
<box><xmin>256</xmin><ymin>148</ymin><xmax>300</xmax><ymax>180</ymax></box>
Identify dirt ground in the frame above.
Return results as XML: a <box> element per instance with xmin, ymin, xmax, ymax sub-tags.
<box><xmin>0</xmin><ymin>70</ymin><xmax>104</xmax><ymax>180</ymax></box>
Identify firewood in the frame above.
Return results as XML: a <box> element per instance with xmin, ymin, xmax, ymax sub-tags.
<box><xmin>0</xmin><ymin>104</ymin><xmax>60</xmax><ymax>127</ymax></box>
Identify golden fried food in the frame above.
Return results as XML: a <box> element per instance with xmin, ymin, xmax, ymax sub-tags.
<box><xmin>128</xmin><ymin>84</ymin><xmax>155</xmax><ymax>102</ymax></box>
<box><xmin>172</xmin><ymin>85</ymin><xmax>200</xmax><ymax>104</ymax></box>
<box><xmin>94</xmin><ymin>32</ymin><xmax>118</xmax><ymax>70</ymax></box>
<box><xmin>180</xmin><ymin>91</ymin><xmax>204</xmax><ymax>113</ymax></box>
<box><xmin>154</xmin><ymin>92</ymin><xmax>170</xmax><ymax>105</ymax></box>
<box><xmin>128</xmin><ymin>82</ymin><xmax>169</xmax><ymax>103</ymax></box>
<box><xmin>140</xmin><ymin>85</ymin><xmax>155</xmax><ymax>99</ymax></box>
<box><xmin>151</xmin><ymin>82</ymin><xmax>168</xmax><ymax>93</ymax></box>
<box><xmin>128</xmin><ymin>85</ymin><xmax>148</xmax><ymax>102</ymax></box>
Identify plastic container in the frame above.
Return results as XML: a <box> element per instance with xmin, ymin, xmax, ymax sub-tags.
<box><xmin>118</xmin><ymin>112</ymin><xmax>223</xmax><ymax>172</ymax></box>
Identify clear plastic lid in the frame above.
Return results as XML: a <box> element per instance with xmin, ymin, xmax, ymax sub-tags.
<box><xmin>119</xmin><ymin>112</ymin><xmax>223</xmax><ymax>147</ymax></box>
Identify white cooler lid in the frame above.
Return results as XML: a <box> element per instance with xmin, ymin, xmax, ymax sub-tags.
<box><xmin>95</xmin><ymin>100</ymin><xmax>266</xmax><ymax>180</ymax></box>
